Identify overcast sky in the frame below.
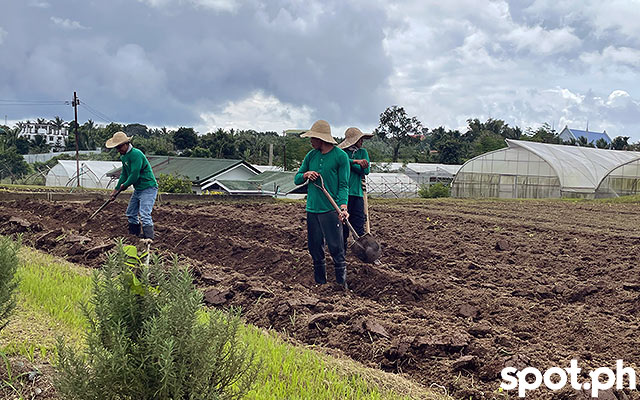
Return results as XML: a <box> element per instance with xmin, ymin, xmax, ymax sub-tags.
<box><xmin>2</xmin><ymin>0</ymin><xmax>640</xmax><ymax>140</ymax></box>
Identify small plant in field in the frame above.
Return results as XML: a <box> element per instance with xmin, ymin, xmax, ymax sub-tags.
<box><xmin>0</xmin><ymin>235</ymin><xmax>20</xmax><ymax>331</ymax></box>
<box><xmin>418</xmin><ymin>182</ymin><xmax>451</xmax><ymax>198</ymax></box>
<box><xmin>55</xmin><ymin>239</ymin><xmax>259</xmax><ymax>400</ymax></box>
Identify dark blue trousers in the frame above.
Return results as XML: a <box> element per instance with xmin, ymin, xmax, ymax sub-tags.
<box><xmin>307</xmin><ymin>211</ymin><xmax>347</xmax><ymax>285</ymax></box>
<box><xmin>343</xmin><ymin>195</ymin><xmax>365</xmax><ymax>251</ymax></box>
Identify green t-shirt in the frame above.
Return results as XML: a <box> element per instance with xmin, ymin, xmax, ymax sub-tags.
<box><xmin>115</xmin><ymin>147</ymin><xmax>158</xmax><ymax>191</ymax></box>
<box><xmin>343</xmin><ymin>147</ymin><xmax>370</xmax><ymax>197</ymax></box>
<box><xmin>294</xmin><ymin>146</ymin><xmax>350</xmax><ymax>213</ymax></box>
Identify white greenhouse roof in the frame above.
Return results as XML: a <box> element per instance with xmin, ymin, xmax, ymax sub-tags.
<box><xmin>406</xmin><ymin>163</ymin><xmax>461</xmax><ymax>175</ymax></box>
<box><xmin>54</xmin><ymin>160</ymin><xmax>122</xmax><ymax>178</ymax></box>
<box><xmin>506</xmin><ymin>140</ymin><xmax>640</xmax><ymax>192</ymax></box>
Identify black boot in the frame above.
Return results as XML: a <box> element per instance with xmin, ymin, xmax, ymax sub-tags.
<box><xmin>313</xmin><ymin>262</ymin><xmax>327</xmax><ymax>284</ymax></box>
<box><xmin>142</xmin><ymin>225</ymin><xmax>154</xmax><ymax>240</ymax></box>
<box><xmin>128</xmin><ymin>223</ymin><xmax>141</xmax><ymax>236</ymax></box>
<box><xmin>335</xmin><ymin>264</ymin><xmax>348</xmax><ymax>290</ymax></box>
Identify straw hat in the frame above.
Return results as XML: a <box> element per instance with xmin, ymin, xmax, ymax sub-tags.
<box><xmin>300</xmin><ymin>120</ymin><xmax>337</xmax><ymax>144</ymax></box>
<box><xmin>105</xmin><ymin>131</ymin><xmax>132</xmax><ymax>148</ymax></box>
<box><xmin>338</xmin><ymin>127</ymin><xmax>373</xmax><ymax>149</ymax></box>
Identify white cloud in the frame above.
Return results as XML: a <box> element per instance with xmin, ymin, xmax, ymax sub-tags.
<box><xmin>28</xmin><ymin>0</ymin><xmax>50</xmax><ymax>8</ymax></box>
<box><xmin>50</xmin><ymin>17</ymin><xmax>89</xmax><ymax>30</ymax></box>
<box><xmin>109</xmin><ymin>44</ymin><xmax>167</xmax><ymax>98</ymax></box>
<box><xmin>198</xmin><ymin>91</ymin><xmax>314</xmax><ymax>133</ymax></box>
<box><xmin>137</xmin><ymin>0</ymin><xmax>238</xmax><ymax>12</ymax></box>
<box><xmin>0</xmin><ymin>27</ymin><xmax>6</xmax><ymax>45</ymax></box>
<box><xmin>580</xmin><ymin>46</ymin><xmax>640</xmax><ymax>68</ymax></box>
<box><xmin>505</xmin><ymin>25</ymin><xmax>580</xmax><ymax>55</ymax></box>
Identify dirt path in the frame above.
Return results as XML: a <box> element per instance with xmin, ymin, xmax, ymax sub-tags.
<box><xmin>3</xmin><ymin>196</ymin><xmax>640</xmax><ymax>399</ymax></box>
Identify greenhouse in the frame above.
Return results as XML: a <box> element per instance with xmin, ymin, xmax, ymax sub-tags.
<box><xmin>46</xmin><ymin>160</ymin><xmax>122</xmax><ymax>189</ymax></box>
<box><xmin>452</xmin><ymin>139</ymin><xmax>640</xmax><ymax>199</ymax></box>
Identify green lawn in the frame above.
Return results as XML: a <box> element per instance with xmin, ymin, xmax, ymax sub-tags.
<box><xmin>1</xmin><ymin>246</ymin><xmax>446</xmax><ymax>400</ymax></box>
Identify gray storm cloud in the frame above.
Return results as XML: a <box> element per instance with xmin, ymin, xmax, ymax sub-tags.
<box><xmin>1</xmin><ymin>0</ymin><xmax>640</xmax><ymax>139</ymax></box>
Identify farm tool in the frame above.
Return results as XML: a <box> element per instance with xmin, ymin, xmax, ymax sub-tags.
<box><xmin>362</xmin><ymin>176</ymin><xmax>371</xmax><ymax>234</ymax></box>
<box><xmin>309</xmin><ymin>176</ymin><xmax>381</xmax><ymax>263</ymax></box>
<box><xmin>83</xmin><ymin>189</ymin><xmax>122</xmax><ymax>228</ymax></box>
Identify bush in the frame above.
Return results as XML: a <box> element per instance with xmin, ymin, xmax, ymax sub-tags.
<box><xmin>0</xmin><ymin>236</ymin><xmax>19</xmax><ymax>331</ymax></box>
<box><xmin>418</xmin><ymin>182</ymin><xmax>451</xmax><ymax>198</ymax></box>
<box><xmin>157</xmin><ymin>173</ymin><xmax>193</xmax><ymax>194</ymax></box>
<box><xmin>55</xmin><ymin>241</ymin><xmax>259</xmax><ymax>399</ymax></box>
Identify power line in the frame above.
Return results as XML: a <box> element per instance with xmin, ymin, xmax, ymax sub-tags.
<box><xmin>79</xmin><ymin>101</ymin><xmax>115</xmax><ymax>124</ymax></box>
<box><xmin>0</xmin><ymin>99</ymin><xmax>68</xmax><ymax>105</ymax></box>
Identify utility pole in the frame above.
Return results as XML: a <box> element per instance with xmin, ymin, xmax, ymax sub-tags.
<box><xmin>72</xmin><ymin>91</ymin><xmax>80</xmax><ymax>188</ymax></box>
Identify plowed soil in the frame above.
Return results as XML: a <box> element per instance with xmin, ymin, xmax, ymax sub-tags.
<box><xmin>2</xmin><ymin>196</ymin><xmax>640</xmax><ymax>399</ymax></box>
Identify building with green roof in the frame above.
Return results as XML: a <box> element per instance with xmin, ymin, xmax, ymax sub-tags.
<box><xmin>202</xmin><ymin>170</ymin><xmax>307</xmax><ymax>197</ymax></box>
<box><xmin>107</xmin><ymin>156</ymin><xmax>260</xmax><ymax>194</ymax></box>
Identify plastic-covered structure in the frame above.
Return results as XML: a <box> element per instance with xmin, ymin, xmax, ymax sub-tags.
<box><xmin>366</xmin><ymin>173</ymin><xmax>420</xmax><ymax>198</ymax></box>
<box><xmin>46</xmin><ymin>160</ymin><xmax>121</xmax><ymax>188</ymax></box>
<box><xmin>596</xmin><ymin>159</ymin><xmax>640</xmax><ymax>198</ymax></box>
<box><xmin>452</xmin><ymin>139</ymin><xmax>640</xmax><ymax>199</ymax></box>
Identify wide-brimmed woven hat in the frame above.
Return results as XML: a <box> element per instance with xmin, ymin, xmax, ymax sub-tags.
<box><xmin>105</xmin><ymin>131</ymin><xmax>132</xmax><ymax>148</ymax></box>
<box><xmin>300</xmin><ymin>120</ymin><xmax>337</xmax><ymax>144</ymax></box>
<box><xmin>338</xmin><ymin>127</ymin><xmax>373</xmax><ymax>149</ymax></box>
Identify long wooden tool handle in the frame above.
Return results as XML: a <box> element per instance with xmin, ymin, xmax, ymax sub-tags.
<box><xmin>88</xmin><ymin>199</ymin><xmax>112</xmax><ymax>220</ymax></box>
<box><xmin>362</xmin><ymin>177</ymin><xmax>371</xmax><ymax>234</ymax></box>
<box><xmin>310</xmin><ymin>176</ymin><xmax>360</xmax><ymax>239</ymax></box>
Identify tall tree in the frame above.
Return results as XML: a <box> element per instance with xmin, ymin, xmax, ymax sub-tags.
<box><xmin>523</xmin><ymin>123</ymin><xmax>560</xmax><ymax>144</ymax></box>
<box><xmin>595</xmin><ymin>138</ymin><xmax>610</xmax><ymax>149</ymax></box>
<box><xmin>428</xmin><ymin>127</ymin><xmax>465</xmax><ymax>164</ymax></box>
<box><xmin>173</xmin><ymin>127</ymin><xmax>198</xmax><ymax>151</ymax></box>
<box><xmin>611</xmin><ymin>136</ymin><xmax>629</xmax><ymax>150</ymax></box>
<box><xmin>374</xmin><ymin>106</ymin><xmax>426</xmax><ymax>162</ymax></box>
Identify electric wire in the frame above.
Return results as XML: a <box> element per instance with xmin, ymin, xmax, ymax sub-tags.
<box><xmin>79</xmin><ymin>101</ymin><xmax>115</xmax><ymax>124</ymax></box>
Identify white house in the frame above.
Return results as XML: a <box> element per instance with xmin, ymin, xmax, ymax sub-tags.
<box><xmin>18</xmin><ymin>121</ymin><xmax>69</xmax><ymax>149</ymax></box>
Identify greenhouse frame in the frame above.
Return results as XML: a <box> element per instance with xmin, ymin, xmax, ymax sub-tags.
<box><xmin>45</xmin><ymin>160</ymin><xmax>122</xmax><ymax>189</ymax></box>
<box><xmin>452</xmin><ymin>139</ymin><xmax>640</xmax><ymax>199</ymax></box>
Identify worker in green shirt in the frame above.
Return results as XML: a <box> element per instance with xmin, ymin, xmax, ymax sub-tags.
<box><xmin>106</xmin><ymin>131</ymin><xmax>158</xmax><ymax>240</ymax></box>
<box><xmin>294</xmin><ymin>120</ymin><xmax>351</xmax><ymax>290</ymax></box>
<box><xmin>338</xmin><ymin>127</ymin><xmax>372</xmax><ymax>252</ymax></box>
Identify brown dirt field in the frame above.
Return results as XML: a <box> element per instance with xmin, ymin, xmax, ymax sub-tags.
<box><xmin>2</xmin><ymin>196</ymin><xmax>640</xmax><ymax>399</ymax></box>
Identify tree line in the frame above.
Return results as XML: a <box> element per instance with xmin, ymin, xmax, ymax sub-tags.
<box><xmin>0</xmin><ymin>106</ymin><xmax>634</xmax><ymax>184</ymax></box>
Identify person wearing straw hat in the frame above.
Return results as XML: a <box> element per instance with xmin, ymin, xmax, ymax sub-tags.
<box><xmin>106</xmin><ymin>131</ymin><xmax>158</xmax><ymax>240</ymax></box>
<box><xmin>338</xmin><ymin>127</ymin><xmax>373</xmax><ymax>252</ymax></box>
<box><xmin>294</xmin><ymin>120</ymin><xmax>351</xmax><ymax>290</ymax></box>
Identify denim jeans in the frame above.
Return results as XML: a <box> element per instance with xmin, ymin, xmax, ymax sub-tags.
<box><xmin>307</xmin><ymin>211</ymin><xmax>347</xmax><ymax>285</ymax></box>
<box><xmin>126</xmin><ymin>186</ymin><xmax>158</xmax><ymax>226</ymax></box>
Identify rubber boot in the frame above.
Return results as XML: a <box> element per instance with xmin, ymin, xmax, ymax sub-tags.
<box><xmin>142</xmin><ymin>225</ymin><xmax>154</xmax><ymax>240</ymax></box>
<box><xmin>313</xmin><ymin>262</ymin><xmax>327</xmax><ymax>284</ymax></box>
<box><xmin>335</xmin><ymin>264</ymin><xmax>348</xmax><ymax>290</ymax></box>
<box><xmin>128</xmin><ymin>223</ymin><xmax>141</xmax><ymax>237</ymax></box>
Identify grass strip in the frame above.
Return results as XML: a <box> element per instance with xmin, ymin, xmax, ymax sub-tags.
<box><xmin>1</xmin><ymin>246</ymin><xmax>447</xmax><ymax>400</ymax></box>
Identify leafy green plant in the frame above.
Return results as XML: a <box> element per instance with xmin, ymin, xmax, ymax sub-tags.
<box><xmin>0</xmin><ymin>236</ymin><xmax>20</xmax><ymax>332</ymax></box>
<box><xmin>418</xmin><ymin>182</ymin><xmax>451</xmax><ymax>198</ymax></box>
<box><xmin>157</xmin><ymin>172</ymin><xmax>193</xmax><ymax>194</ymax></box>
<box><xmin>55</xmin><ymin>240</ymin><xmax>259</xmax><ymax>399</ymax></box>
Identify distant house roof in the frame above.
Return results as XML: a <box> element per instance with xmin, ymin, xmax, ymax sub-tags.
<box><xmin>107</xmin><ymin>156</ymin><xmax>260</xmax><ymax>184</ymax></box>
<box><xmin>203</xmin><ymin>171</ymin><xmax>306</xmax><ymax>195</ymax></box>
<box><xmin>253</xmin><ymin>165</ymin><xmax>284</xmax><ymax>173</ymax></box>
<box><xmin>559</xmin><ymin>126</ymin><xmax>612</xmax><ymax>145</ymax></box>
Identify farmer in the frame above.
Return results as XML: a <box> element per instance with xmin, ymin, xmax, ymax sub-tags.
<box><xmin>338</xmin><ymin>127</ymin><xmax>373</xmax><ymax>252</ymax></box>
<box><xmin>106</xmin><ymin>131</ymin><xmax>158</xmax><ymax>240</ymax></box>
<box><xmin>294</xmin><ymin>120</ymin><xmax>351</xmax><ymax>289</ymax></box>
